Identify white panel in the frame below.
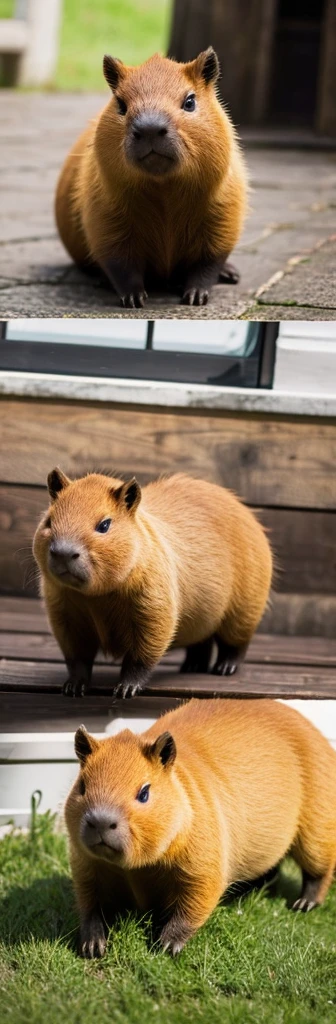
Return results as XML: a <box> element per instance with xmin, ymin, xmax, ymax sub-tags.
<box><xmin>0</xmin><ymin>762</ymin><xmax>77</xmax><ymax>824</ymax></box>
<box><xmin>274</xmin><ymin>323</ymin><xmax>336</xmax><ymax>394</ymax></box>
<box><xmin>279</xmin><ymin>322</ymin><xmax>336</xmax><ymax>341</ymax></box>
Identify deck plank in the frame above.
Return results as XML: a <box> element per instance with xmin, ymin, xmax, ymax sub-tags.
<box><xmin>0</xmin><ymin>693</ymin><xmax>180</xmax><ymax>733</ymax></box>
<box><xmin>1</xmin><ymin>659</ymin><xmax>335</xmax><ymax>699</ymax></box>
<box><xmin>1</xmin><ymin>625</ymin><xmax>336</xmax><ymax>667</ymax></box>
<box><xmin>0</xmin><ymin>596</ymin><xmax>49</xmax><ymax>633</ymax></box>
<box><xmin>1</xmin><ymin>595</ymin><xmax>336</xmax><ymax>705</ymax></box>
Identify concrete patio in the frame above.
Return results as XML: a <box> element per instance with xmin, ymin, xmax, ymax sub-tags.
<box><xmin>1</xmin><ymin>91</ymin><xmax>336</xmax><ymax>320</ymax></box>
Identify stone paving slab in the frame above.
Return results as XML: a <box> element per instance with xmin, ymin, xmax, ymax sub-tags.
<box><xmin>0</xmin><ymin>280</ymin><xmax>249</xmax><ymax>319</ymax></box>
<box><xmin>242</xmin><ymin>304</ymin><xmax>336</xmax><ymax>321</ymax></box>
<box><xmin>257</xmin><ymin>237</ymin><xmax>336</xmax><ymax>311</ymax></box>
<box><xmin>1</xmin><ymin>91</ymin><xmax>336</xmax><ymax>320</ymax></box>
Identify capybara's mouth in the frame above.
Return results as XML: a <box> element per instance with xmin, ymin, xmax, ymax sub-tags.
<box><xmin>138</xmin><ymin>151</ymin><xmax>177</xmax><ymax>176</ymax></box>
<box><xmin>49</xmin><ymin>567</ymin><xmax>88</xmax><ymax>587</ymax></box>
<box><xmin>90</xmin><ymin>842</ymin><xmax>125</xmax><ymax>864</ymax></box>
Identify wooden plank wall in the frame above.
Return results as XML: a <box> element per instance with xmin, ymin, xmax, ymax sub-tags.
<box><xmin>0</xmin><ymin>396</ymin><xmax>335</xmax><ymax>636</ymax></box>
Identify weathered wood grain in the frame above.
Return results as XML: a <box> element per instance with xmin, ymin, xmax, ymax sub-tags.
<box><xmin>0</xmin><ymin>595</ymin><xmax>50</xmax><ymax>633</ymax></box>
<box><xmin>260</xmin><ymin>593</ymin><xmax>336</xmax><ymax>640</ymax></box>
<box><xmin>1</xmin><ymin>660</ymin><xmax>335</xmax><ymax>699</ymax></box>
<box><xmin>1</xmin><ymin>483</ymin><xmax>335</xmax><ymax>596</ymax></box>
<box><xmin>0</xmin><ymin>693</ymin><xmax>180</xmax><ymax>733</ymax></box>
<box><xmin>0</xmin><ymin>398</ymin><xmax>335</xmax><ymax>509</ymax></box>
<box><xmin>1</xmin><ymin>618</ymin><xmax>336</xmax><ymax>667</ymax></box>
<box><xmin>2</xmin><ymin>595</ymin><xmax>336</xmax><ymax>645</ymax></box>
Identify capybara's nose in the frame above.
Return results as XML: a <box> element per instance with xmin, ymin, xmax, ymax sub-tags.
<box><xmin>85</xmin><ymin>809</ymin><xmax>119</xmax><ymax>834</ymax></box>
<box><xmin>132</xmin><ymin>111</ymin><xmax>169</xmax><ymax>144</ymax></box>
<box><xmin>49</xmin><ymin>539</ymin><xmax>80</xmax><ymax>572</ymax></box>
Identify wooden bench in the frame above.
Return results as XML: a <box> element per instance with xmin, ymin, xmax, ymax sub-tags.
<box><xmin>0</xmin><ymin>0</ymin><xmax>62</xmax><ymax>86</ymax></box>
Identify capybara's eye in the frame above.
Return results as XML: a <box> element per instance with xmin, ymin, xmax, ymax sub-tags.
<box><xmin>116</xmin><ymin>96</ymin><xmax>127</xmax><ymax>116</ymax></box>
<box><xmin>78</xmin><ymin>777</ymin><xmax>86</xmax><ymax>796</ymax></box>
<box><xmin>95</xmin><ymin>518</ymin><xmax>112</xmax><ymax>534</ymax></box>
<box><xmin>136</xmin><ymin>783</ymin><xmax>150</xmax><ymax>804</ymax></box>
<box><xmin>182</xmin><ymin>93</ymin><xmax>196</xmax><ymax>112</ymax></box>
<box><xmin>44</xmin><ymin>517</ymin><xmax>52</xmax><ymax>529</ymax></box>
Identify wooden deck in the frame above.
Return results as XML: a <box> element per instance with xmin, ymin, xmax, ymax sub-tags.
<box><xmin>1</xmin><ymin>596</ymin><xmax>336</xmax><ymax>732</ymax></box>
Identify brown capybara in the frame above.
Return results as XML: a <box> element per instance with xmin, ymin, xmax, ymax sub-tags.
<box><xmin>55</xmin><ymin>48</ymin><xmax>247</xmax><ymax>307</ymax></box>
<box><xmin>64</xmin><ymin>698</ymin><xmax>336</xmax><ymax>957</ymax></box>
<box><xmin>33</xmin><ymin>469</ymin><xmax>272</xmax><ymax>699</ymax></box>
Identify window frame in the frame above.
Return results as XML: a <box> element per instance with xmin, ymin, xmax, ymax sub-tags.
<box><xmin>0</xmin><ymin>321</ymin><xmax>279</xmax><ymax>389</ymax></box>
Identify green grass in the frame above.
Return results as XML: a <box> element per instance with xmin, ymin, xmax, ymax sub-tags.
<box><xmin>0</xmin><ymin>1</ymin><xmax>12</xmax><ymax>16</ymax></box>
<box><xmin>0</xmin><ymin>0</ymin><xmax>171</xmax><ymax>89</ymax></box>
<box><xmin>0</xmin><ymin>814</ymin><xmax>336</xmax><ymax>1024</ymax></box>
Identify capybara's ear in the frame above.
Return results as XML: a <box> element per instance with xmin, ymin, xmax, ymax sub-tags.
<box><xmin>74</xmin><ymin>726</ymin><xmax>99</xmax><ymax>765</ymax></box>
<box><xmin>144</xmin><ymin>731</ymin><xmax>177</xmax><ymax>768</ymax></box>
<box><xmin>103</xmin><ymin>55</ymin><xmax>126</xmax><ymax>91</ymax></box>
<box><xmin>189</xmin><ymin>47</ymin><xmax>220</xmax><ymax>85</ymax></box>
<box><xmin>113</xmin><ymin>477</ymin><xmax>141</xmax><ymax>513</ymax></box>
<box><xmin>47</xmin><ymin>467</ymin><xmax>71</xmax><ymax>500</ymax></box>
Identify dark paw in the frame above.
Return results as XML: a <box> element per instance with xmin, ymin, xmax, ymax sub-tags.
<box><xmin>113</xmin><ymin>681</ymin><xmax>143</xmax><ymax>700</ymax></box>
<box><xmin>120</xmin><ymin>290</ymin><xmax>148</xmax><ymax>309</ymax></box>
<box><xmin>219</xmin><ymin>261</ymin><xmax>240</xmax><ymax>285</ymax></box>
<box><xmin>212</xmin><ymin>640</ymin><xmax>247</xmax><ymax>677</ymax></box>
<box><xmin>63</xmin><ymin>678</ymin><xmax>89</xmax><ymax>698</ymax></box>
<box><xmin>80</xmin><ymin>916</ymin><xmax>107</xmax><ymax>958</ymax></box>
<box><xmin>159</xmin><ymin>918</ymin><xmax>194</xmax><ymax>956</ymax></box>
<box><xmin>291</xmin><ymin>898</ymin><xmax>319</xmax><ymax>913</ymax></box>
<box><xmin>181</xmin><ymin>287</ymin><xmax>209</xmax><ymax>306</ymax></box>
<box><xmin>212</xmin><ymin>660</ymin><xmax>238</xmax><ymax>677</ymax></box>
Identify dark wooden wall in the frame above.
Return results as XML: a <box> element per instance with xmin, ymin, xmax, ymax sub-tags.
<box><xmin>0</xmin><ymin>396</ymin><xmax>335</xmax><ymax>636</ymax></box>
<box><xmin>168</xmin><ymin>0</ymin><xmax>336</xmax><ymax>135</ymax></box>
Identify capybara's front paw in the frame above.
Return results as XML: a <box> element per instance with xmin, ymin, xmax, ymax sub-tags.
<box><xmin>159</xmin><ymin>917</ymin><xmax>194</xmax><ymax>956</ymax></box>
<box><xmin>115</xmin><ymin>656</ymin><xmax>151</xmax><ymax>699</ymax></box>
<box><xmin>120</xmin><ymin>290</ymin><xmax>148</xmax><ymax>309</ymax></box>
<box><xmin>80</xmin><ymin>913</ymin><xmax>107</xmax><ymax>958</ymax></box>
<box><xmin>113</xmin><ymin>680</ymin><xmax>143</xmax><ymax>700</ymax></box>
<box><xmin>63</xmin><ymin>678</ymin><xmax>89</xmax><ymax>698</ymax></box>
<box><xmin>181</xmin><ymin>287</ymin><xmax>209</xmax><ymax>306</ymax></box>
<box><xmin>291</xmin><ymin>897</ymin><xmax>319</xmax><ymax>913</ymax></box>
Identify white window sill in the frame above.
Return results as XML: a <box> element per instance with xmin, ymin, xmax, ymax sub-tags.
<box><xmin>0</xmin><ymin>370</ymin><xmax>335</xmax><ymax>416</ymax></box>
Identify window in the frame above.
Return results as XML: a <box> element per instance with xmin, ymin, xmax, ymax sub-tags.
<box><xmin>0</xmin><ymin>320</ymin><xmax>278</xmax><ymax>388</ymax></box>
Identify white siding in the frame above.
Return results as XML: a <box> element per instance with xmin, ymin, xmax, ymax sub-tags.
<box><xmin>274</xmin><ymin>323</ymin><xmax>336</xmax><ymax>394</ymax></box>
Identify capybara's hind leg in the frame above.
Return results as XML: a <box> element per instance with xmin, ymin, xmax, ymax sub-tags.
<box><xmin>218</xmin><ymin>261</ymin><xmax>240</xmax><ymax>285</ymax></box>
<box><xmin>292</xmin><ymin>864</ymin><xmax>335</xmax><ymax>913</ymax></box>
<box><xmin>180</xmin><ymin>637</ymin><xmax>214</xmax><ymax>674</ymax></box>
<box><xmin>212</xmin><ymin>637</ymin><xmax>248</xmax><ymax>676</ymax></box>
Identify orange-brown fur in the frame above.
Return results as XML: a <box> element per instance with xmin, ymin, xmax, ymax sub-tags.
<box><xmin>65</xmin><ymin>698</ymin><xmax>336</xmax><ymax>957</ymax></box>
<box><xmin>55</xmin><ymin>49</ymin><xmax>247</xmax><ymax>306</ymax></box>
<box><xmin>33</xmin><ymin>470</ymin><xmax>272</xmax><ymax>698</ymax></box>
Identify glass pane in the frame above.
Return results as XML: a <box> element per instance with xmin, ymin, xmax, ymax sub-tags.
<box><xmin>6</xmin><ymin>318</ymin><xmax>147</xmax><ymax>349</ymax></box>
<box><xmin>6</xmin><ymin>319</ymin><xmax>260</xmax><ymax>356</ymax></box>
<box><xmin>153</xmin><ymin>321</ymin><xmax>259</xmax><ymax>355</ymax></box>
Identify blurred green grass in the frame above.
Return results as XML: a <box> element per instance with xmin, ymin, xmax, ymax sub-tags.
<box><xmin>0</xmin><ymin>0</ymin><xmax>171</xmax><ymax>89</ymax></box>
